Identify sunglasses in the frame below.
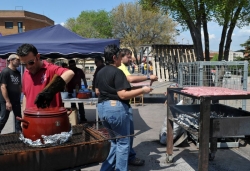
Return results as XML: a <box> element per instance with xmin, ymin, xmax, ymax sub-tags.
<box><xmin>21</xmin><ymin>58</ymin><xmax>36</xmax><ymax>66</ymax></box>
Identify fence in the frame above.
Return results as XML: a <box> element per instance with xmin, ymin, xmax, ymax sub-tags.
<box><xmin>149</xmin><ymin>44</ymin><xmax>196</xmax><ymax>81</ymax></box>
<box><xmin>178</xmin><ymin>61</ymin><xmax>249</xmax><ymax>110</ymax></box>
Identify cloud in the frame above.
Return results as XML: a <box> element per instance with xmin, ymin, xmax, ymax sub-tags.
<box><xmin>201</xmin><ymin>31</ymin><xmax>216</xmax><ymax>39</ymax></box>
<box><xmin>209</xmin><ymin>34</ymin><xmax>215</xmax><ymax>39</ymax></box>
<box><xmin>238</xmin><ymin>26</ymin><xmax>250</xmax><ymax>33</ymax></box>
<box><xmin>54</xmin><ymin>22</ymin><xmax>65</xmax><ymax>26</ymax></box>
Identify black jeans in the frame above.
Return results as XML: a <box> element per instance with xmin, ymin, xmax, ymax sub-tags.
<box><xmin>0</xmin><ymin>101</ymin><xmax>22</xmax><ymax>133</ymax></box>
<box><xmin>71</xmin><ymin>102</ymin><xmax>86</xmax><ymax>121</ymax></box>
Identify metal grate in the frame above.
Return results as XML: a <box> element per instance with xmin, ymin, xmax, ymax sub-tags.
<box><xmin>0</xmin><ymin>124</ymin><xmax>114</xmax><ymax>155</ymax></box>
<box><xmin>178</xmin><ymin>61</ymin><xmax>249</xmax><ymax>110</ymax></box>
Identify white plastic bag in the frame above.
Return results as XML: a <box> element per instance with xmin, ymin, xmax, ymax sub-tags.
<box><xmin>159</xmin><ymin>100</ymin><xmax>187</xmax><ymax>146</ymax></box>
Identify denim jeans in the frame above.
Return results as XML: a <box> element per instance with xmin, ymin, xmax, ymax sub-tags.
<box><xmin>128</xmin><ymin>107</ymin><xmax>136</xmax><ymax>161</ymax></box>
<box><xmin>0</xmin><ymin>101</ymin><xmax>22</xmax><ymax>133</ymax></box>
<box><xmin>97</xmin><ymin>100</ymin><xmax>131</xmax><ymax>171</ymax></box>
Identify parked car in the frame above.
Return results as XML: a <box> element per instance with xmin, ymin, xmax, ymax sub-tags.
<box><xmin>224</xmin><ymin>71</ymin><xmax>232</xmax><ymax>78</ymax></box>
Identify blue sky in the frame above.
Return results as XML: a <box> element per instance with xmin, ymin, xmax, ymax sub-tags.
<box><xmin>2</xmin><ymin>0</ymin><xmax>250</xmax><ymax>51</ymax></box>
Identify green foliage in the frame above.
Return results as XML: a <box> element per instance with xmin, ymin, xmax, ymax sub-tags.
<box><xmin>64</xmin><ymin>10</ymin><xmax>113</xmax><ymax>38</ymax></box>
<box><xmin>240</xmin><ymin>39</ymin><xmax>250</xmax><ymax>58</ymax></box>
<box><xmin>111</xmin><ymin>2</ymin><xmax>177</xmax><ymax>63</ymax></box>
<box><xmin>211</xmin><ymin>54</ymin><xmax>218</xmax><ymax>61</ymax></box>
<box><xmin>139</xmin><ymin>0</ymin><xmax>250</xmax><ymax>61</ymax></box>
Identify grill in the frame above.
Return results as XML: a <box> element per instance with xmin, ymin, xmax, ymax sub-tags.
<box><xmin>166</xmin><ymin>87</ymin><xmax>250</xmax><ymax>171</ymax></box>
<box><xmin>0</xmin><ymin>124</ymin><xmax>111</xmax><ymax>171</ymax></box>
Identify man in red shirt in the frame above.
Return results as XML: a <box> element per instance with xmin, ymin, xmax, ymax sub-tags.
<box><xmin>16</xmin><ymin>44</ymin><xmax>74</xmax><ymax>109</ymax></box>
<box><xmin>67</xmin><ymin>60</ymin><xmax>88</xmax><ymax>123</ymax></box>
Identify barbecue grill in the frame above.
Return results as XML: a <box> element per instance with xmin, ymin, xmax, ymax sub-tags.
<box><xmin>166</xmin><ymin>87</ymin><xmax>250</xmax><ymax>171</ymax></box>
<box><xmin>0</xmin><ymin>124</ymin><xmax>112</xmax><ymax>171</ymax></box>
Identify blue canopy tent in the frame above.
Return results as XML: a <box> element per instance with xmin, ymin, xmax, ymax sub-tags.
<box><xmin>0</xmin><ymin>24</ymin><xmax>120</xmax><ymax>59</ymax></box>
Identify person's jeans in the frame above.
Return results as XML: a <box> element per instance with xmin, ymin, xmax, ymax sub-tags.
<box><xmin>128</xmin><ymin>107</ymin><xmax>136</xmax><ymax>161</ymax></box>
<box><xmin>71</xmin><ymin>103</ymin><xmax>86</xmax><ymax>121</ymax></box>
<box><xmin>141</xmin><ymin>67</ymin><xmax>144</xmax><ymax>75</ymax></box>
<box><xmin>97</xmin><ymin>100</ymin><xmax>130</xmax><ymax>171</ymax></box>
<box><xmin>0</xmin><ymin>101</ymin><xmax>22</xmax><ymax>133</ymax></box>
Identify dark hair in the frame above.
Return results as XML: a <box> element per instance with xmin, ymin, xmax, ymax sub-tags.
<box><xmin>95</xmin><ymin>56</ymin><xmax>104</xmax><ymax>63</ymax></box>
<box><xmin>16</xmin><ymin>44</ymin><xmax>38</xmax><ymax>57</ymax></box>
<box><xmin>104</xmin><ymin>44</ymin><xmax>120</xmax><ymax>65</ymax></box>
<box><xmin>120</xmin><ymin>48</ymin><xmax>132</xmax><ymax>57</ymax></box>
<box><xmin>61</xmin><ymin>63</ymin><xmax>68</xmax><ymax>68</ymax></box>
<box><xmin>68</xmin><ymin>59</ymin><xmax>76</xmax><ymax>64</ymax></box>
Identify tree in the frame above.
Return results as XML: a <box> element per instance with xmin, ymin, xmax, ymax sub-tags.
<box><xmin>139</xmin><ymin>0</ymin><xmax>215</xmax><ymax>61</ymax></box>
<box><xmin>111</xmin><ymin>2</ymin><xmax>177</xmax><ymax>64</ymax></box>
<box><xmin>240</xmin><ymin>38</ymin><xmax>250</xmax><ymax>60</ymax></box>
<box><xmin>211</xmin><ymin>54</ymin><xmax>218</xmax><ymax>61</ymax></box>
<box><xmin>140</xmin><ymin>0</ymin><xmax>250</xmax><ymax>62</ymax></box>
<box><xmin>215</xmin><ymin>0</ymin><xmax>250</xmax><ymax>61</ymax></box>
<box><xmin>64</xmin><ymin>10</ymin><xmax>113</xmax><ymax>38</ymax></box>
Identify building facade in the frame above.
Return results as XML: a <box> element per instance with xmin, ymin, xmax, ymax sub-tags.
<box><xmin>0</xmin><ymin>10</ymin><xmax>54</xmax><ymax>71</ymax></box>
<box><xmin>228</xmin><ymin>51</ymin><xmax>244</xmax><ymax>61</ymax></box>
<box><xmin>0</xmin><ymin>10</ymin><xmax>54</xmax><ymax>36</ymax></box>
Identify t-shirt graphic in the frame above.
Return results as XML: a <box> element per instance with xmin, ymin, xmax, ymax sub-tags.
<box><xmin>0</xmin><ymin>67</ymin><xmax>21</xmax><ymax>102</ymax></box>
<box><xmin>10</xmin><ymin>75</ymin><xmax>19</xmax><ymax>85</ymax></box>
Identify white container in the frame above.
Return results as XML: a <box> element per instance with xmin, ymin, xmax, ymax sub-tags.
<box><xmin>60</xmin><ymin>92</ymin><xmax>68</xmax><ymax>99</ymax></box>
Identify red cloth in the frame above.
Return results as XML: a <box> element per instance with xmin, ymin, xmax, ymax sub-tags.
<box><xmin>67</xmin><ymin>67</ymin><xmax>86</xmax><ymax>93</ymax></box>
<box><xmin>22</xmin><ymin>60</ymin><xmax>68</xmax><ymax>108</ymax></box>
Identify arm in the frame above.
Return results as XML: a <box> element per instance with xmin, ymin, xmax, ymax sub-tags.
<box><xmin>117</xmin><ymin>86</ymin><xmax>152</xmax><ymax>100</ymax></box>
<box><xmin>22</xmin><ymin>95</ymin><xmax>26</xmax><ymax>109</ymax></box>
<box><xmin>95</xmin><ymin>88</ymin><xmax>100</xmax><ymax>96</ymax></box>
<box><xmin>60</xmin><ymin>70</ymin><xmax>74</xmax><ymax>84</ymax></box>
<box><xmin>126</xmin><ymin>75</ymin><xmax>158</xmax><ymax>83</ymax></box>
<box><xmin>35</xmin><ymin>70</ymin><xmax>74</xmax><ymax>108</ymax></box>
<box><xmin>1</xmin><ymin>84</ymin><xmax>12</xmax><ymax>111</ymax></box>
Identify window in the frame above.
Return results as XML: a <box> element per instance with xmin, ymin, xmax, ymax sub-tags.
<box><xmin>17</xmin><ymin>22</ymin><xmax>23</xmax><ymax>33</ymax></box>
<box><xmin>5</xmin><ymin>22</ymin><xmax>13</xmax><ymax>29</ymax></box>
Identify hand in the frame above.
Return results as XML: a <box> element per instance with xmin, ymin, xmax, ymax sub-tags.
<box><xmin>150</xmin><ymin>75</ymin><xmax>158</xmax><ymax>81</ymax></box>
<box><xmin>34</xmin><ymin>92</ymin><xmax>54</xmax><ymax>108</ymax></box>
<box><xmin>142</xmin><ymin>86</ymin><xmax>153</xmax><ymax>94</ymax></box>
<box><xmin>6</xmin><ymin>101</ymin><xmax>12</xmax><ymax>111</ymax></box>
<box><xmin>149</xmin><ymin>75</ymin><xmax>158</xmax><ymax>86</ymax></box>
<box><xmin>34</xmin><ymin>75</ymin><xmax>66</xmax><ymax>108</ymax></box>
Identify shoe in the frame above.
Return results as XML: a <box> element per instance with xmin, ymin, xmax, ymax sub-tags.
<box><xmin>129</xmin><ymin>157</ymin><xmax>145</xmax><ymax>166</ymax></box>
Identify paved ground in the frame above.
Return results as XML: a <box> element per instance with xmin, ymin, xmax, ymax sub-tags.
<box><xmin>3</xmin><ymin>102</ymin><xmax>250</xmax><ymax>171</ymax></box>
<box><xmin>2</xmin><ymin>75</ymin><xmax>250</xmax><ymax>171</ymax></box>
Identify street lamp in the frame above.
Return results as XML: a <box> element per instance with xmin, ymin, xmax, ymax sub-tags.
<box><xmin>182</xmin><ymin>38</ymin><xmax>185</xmax><ymax>44</ymax></box>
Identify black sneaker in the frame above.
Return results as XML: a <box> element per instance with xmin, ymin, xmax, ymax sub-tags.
<box><xmin>129</xmin><ymin>157</ymin><xmax>145</xmax><ymax>166</ymax></box>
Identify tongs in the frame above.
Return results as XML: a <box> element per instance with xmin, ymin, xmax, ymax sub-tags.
<box><xmin>150</xmin><ymin>80</ymin><xmax>178</xmax><ymax>89</ymax></box>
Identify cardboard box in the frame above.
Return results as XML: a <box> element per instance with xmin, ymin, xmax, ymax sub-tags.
<box><xmin>67</xmin><ymin>108</ymin><xmax>79</xmax><ymax>126</ymax></box>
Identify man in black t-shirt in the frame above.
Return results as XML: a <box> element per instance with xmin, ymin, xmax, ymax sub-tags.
<box><xmin>0</xmin><ymin>54</ymin><xmax>22</xmax><ymax>133</ymax></box>
<box><xmin>67</xmin><ymin>59</ymin><xmax>88</xmax><ymax>123</ymax></box>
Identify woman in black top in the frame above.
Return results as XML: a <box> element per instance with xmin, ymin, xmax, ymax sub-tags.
<box><xmin>95</xmin><ymin>44</ymin><xmax>152</xmax><ymax>171</ymax></box>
